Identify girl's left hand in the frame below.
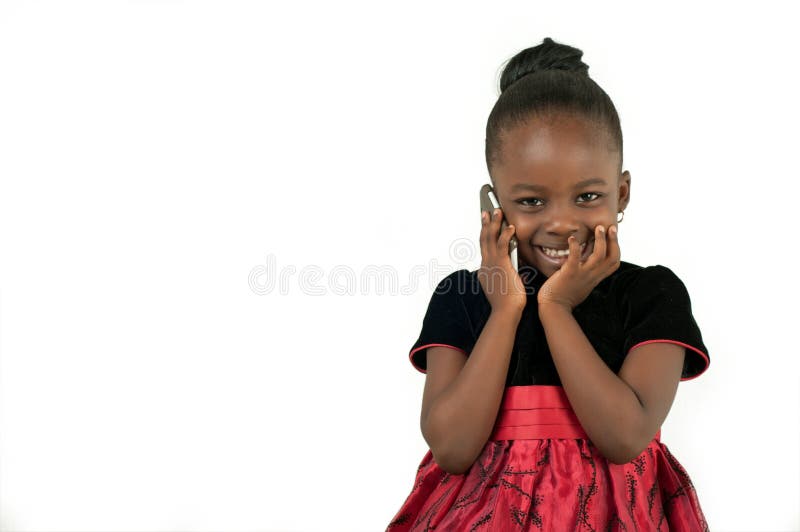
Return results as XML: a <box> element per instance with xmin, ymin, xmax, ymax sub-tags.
<box><xmin>537</xmin><ymin>224</ymin><xmax>621</xmax><ymax>311</ymax></box>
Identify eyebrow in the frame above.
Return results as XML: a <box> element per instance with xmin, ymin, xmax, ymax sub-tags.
<box><xmin>510</xmin><ymin>178</ymin><xmax>608</xmax><ymax>192</ymax></box>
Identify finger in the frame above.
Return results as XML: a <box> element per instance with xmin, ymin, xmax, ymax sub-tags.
<box><xmin>498</xmin><ymin>224</ymin><xmax>515</xmax><ymax>252</ymax></box>
<box><xmin>485</xmin><ymin>210</ymin><xmax>502</xmax><ymax>261</ymax></box>
<box><xmin>566</xmin><ymin>234</ymin><xmax>580</xmax><ymax>269</ymax></box>
<box><xmin>491</xmin><ymin>208</ymin><xmax>503</xmax><ymax>240</ymax></box>
<box><xmin>608</xmin><ymin>224</ymin><xmax>621</xmax><ymax>266</ymax></box>
<box><xmin>480</xmin><ymin>210</ymin><xmax>490</xmax><ymax>254</ymax></box>
<box><xmin>589</xmin><ymin>224</ymin><xmax>607</xmax><ymax>266</ymax></box>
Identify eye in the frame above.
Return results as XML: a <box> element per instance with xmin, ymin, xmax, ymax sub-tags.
<box><xmin>517</xmin><ymin>192</ymin><xmax>603</xmax><ymax>208</ymax></box>
<box><xmin>518</xmin><ymin>197</ymin><xmax>544</xmax><ymax>207</ymax></box>
<box><xmin>577</xmin><ymin>192</ymin><xmax>602</xmax><ymax>202</ymax></box>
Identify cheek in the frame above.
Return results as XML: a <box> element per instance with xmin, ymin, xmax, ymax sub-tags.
<box><xmin>509</xmin><ymin>220</ymin><xmax>535</xmax><ymax>238</ymax></box>
<box><xmin>587</xmin><ymin>210</ymin><xmax>617</xmax><ymax>227</ymax></box>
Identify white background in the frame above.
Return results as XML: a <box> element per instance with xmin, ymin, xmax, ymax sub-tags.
<box><xmin>1</xmin><ymin>1</ymin><xmax>798</xmax><ymax>531</ymax></box>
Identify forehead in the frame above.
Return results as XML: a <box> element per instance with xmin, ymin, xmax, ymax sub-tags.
<box><xmin>495</xmin><ymin>116</ymin><xmax>617</xmax><ymax>188</ymax></box>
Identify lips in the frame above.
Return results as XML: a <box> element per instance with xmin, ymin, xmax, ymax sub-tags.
<box><xmin>535</xmin><ymin>239</ymin><xmax>595</xmax><ymax>267</ymax></box>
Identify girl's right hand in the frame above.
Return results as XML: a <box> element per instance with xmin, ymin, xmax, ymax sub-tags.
<box><xmin>478</xmin><ymin>208</ymin><xmax>527</xmax><ymax>314</ymax></box>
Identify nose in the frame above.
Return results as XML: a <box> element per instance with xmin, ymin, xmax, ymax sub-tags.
<box><xmin>542</xmin><ymin>210</ymin><xmax>581</xmax><ymax>240</ymax></box>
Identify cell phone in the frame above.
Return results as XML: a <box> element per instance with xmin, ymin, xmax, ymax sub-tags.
<box><xmin>480</xmin><ymin>184</ymin><xmax>518</xmax><ymax>271</ymax></box>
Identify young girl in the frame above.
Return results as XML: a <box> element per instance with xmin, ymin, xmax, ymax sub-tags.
<box><xmin>386</xmin><ymin>37</ymin><xmax>711</xmax><ymax>531</ymax></box>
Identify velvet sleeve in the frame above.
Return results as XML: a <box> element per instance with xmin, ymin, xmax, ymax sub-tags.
<box><xmin>620</xmin><ymin>265</ymin><xmax>710</xmax><ymax>381</ymax></box>
<box><xmin>408</xmin><ymin>269</ymin><xmax>475</xmax><ymax>373</ymax></box>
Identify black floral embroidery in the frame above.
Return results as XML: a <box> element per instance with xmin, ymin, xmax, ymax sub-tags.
<box><xmin>624</xmin><ymin>471</ymin><xmax>638</xmax><ymax>526</ymax></box>
<box><xmin>632</xmin><ymin>455</ymin><xmax>646</xmax><ymax>476</ymax></box>
<box><xmin>468</xmin><ymin>511</ymin><xmax>493</xmax><ymax>530</ymax></box>
<box><xmin>647</xmin><ymin>481</ymin><xmax>658</xmax><ymax>517</ymax></box>
<box><xmin>387</xmin><ymin>439</ymin><xmax>708</xmax><ymax>531</ymax></box>
<box><xmin>454</xmin><ymin>442</ymin><xmax>504</xmax><ymax>510</ymax></box>
<box><xmin>509</xmin><ymin>493</ymin><xmax>545</xmax><ymax>529</ymax></box>
<box><xmin>604</xmin><ymin>513</ymin><xmax>626</xmax><ymax>531</ymax></box>
<box><xmin>575</xmin><ymin>442</ymin><xmax>599</xmax><ymax>530</ymax></box>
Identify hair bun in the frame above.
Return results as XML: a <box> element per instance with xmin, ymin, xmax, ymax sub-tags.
<box><xmin>499</xmin><ymin>37</ymin><xmax>590</xmax><ymax>93</ymax></box>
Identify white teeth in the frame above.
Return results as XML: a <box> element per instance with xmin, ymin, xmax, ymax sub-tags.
<box><xmin>541</xmin><ymin>243</ymin><xmax>586</xmax><ymax>257</ymax></box>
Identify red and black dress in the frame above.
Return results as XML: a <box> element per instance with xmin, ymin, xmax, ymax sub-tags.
<box><xmin>387</xmin><ymin>262</ymin><xmax>711</xmax><ymax>531</ymax></box>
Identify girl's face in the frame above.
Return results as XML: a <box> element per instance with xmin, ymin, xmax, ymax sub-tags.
<box><xmin>491</xmin><ymin>115</ymin><xmax>631</xmax><ymax>278</ymax></box>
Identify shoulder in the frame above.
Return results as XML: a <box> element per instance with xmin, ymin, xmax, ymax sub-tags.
<box><xmin>432</xmin><ymin>268</ymin><xmax>477</xmax><ymax>295</ymax></box>
<box><xmin>422</xmin><ymin>268</ymin><xmax>486</xmax><ymax>318</ymax></box>
<box><xmin>408</xmin><ymin>269</ymin><xmax>481</xmax><ymax>374</ymax></box>
<box><xmin>613</xmin><ymin>263</ymin><xmax>692</xmax><ymax>303</ymax></box>
<box><xmin>599</xmin><ymin>261</ymin><xmax>687</xmax><ymax>295</ymax></box>
<box><xmin>614</xmin><ymin>262</ymin><xmax>709</xmax><ymax>380</ymax></box>
<box><xmin>433</xmin><ymin>268</ymin><xmax>489</xmax><ymax>305</ymax></box>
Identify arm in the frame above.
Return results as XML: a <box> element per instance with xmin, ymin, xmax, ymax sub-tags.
<box><xmin>421</xmin><ymin>306</ymin><xmax>523</xmax><ymax>475</ymax></box>
<box><xmin>538</xmin><ymin>302</ymin><xmax>685</xmax><ymax>464</ymax></box>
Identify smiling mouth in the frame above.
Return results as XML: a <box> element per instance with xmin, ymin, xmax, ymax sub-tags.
<box><xmin>535</xmin><ymin>240</ymin><xmax>595</xmax><ymax>266</ymax></box>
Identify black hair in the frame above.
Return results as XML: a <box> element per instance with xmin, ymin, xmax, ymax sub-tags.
<box><xmin>485</xmin><ymin>37</ymin><xmax>623</xmax><ymax>180</ymax></box>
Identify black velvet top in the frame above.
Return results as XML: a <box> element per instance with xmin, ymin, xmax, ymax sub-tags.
<box><xmin>408</xmin><ymin>260</ymin><xmax>710</xmax><ymax>385</ymax></box>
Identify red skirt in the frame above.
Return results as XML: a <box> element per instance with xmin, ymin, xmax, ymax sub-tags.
<box><xmin>387</xmin><ymin>385</ymin><xmax>708</xmax><ymax>531</ymax></box>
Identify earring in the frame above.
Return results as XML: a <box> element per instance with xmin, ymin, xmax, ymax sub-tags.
<box><xmin>616</xmin><ymin>211</ymin><xmax>625</xmax><ymax>223</ymax></box>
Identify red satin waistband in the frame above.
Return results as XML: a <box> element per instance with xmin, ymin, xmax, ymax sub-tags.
<box><xmin>489</xmin><ymin>385</ymin><xmax>662</xmax><ymax>441</ymax></box>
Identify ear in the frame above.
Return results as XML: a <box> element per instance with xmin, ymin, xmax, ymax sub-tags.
<box><xmin>617</xmin><ymin>170</ymin><xmax>631</xmax><ymax>212</ymax></box>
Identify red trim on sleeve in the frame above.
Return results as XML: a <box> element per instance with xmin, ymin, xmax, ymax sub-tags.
<box><xmin>627</xmin><ymin>339</ymin><xmax>710</xmax><ymax>381</ymax></box>
<box><xmin>408</xmin><ymin>343</ymin><xmax>468</xmax><ymax>374</ymax></box>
